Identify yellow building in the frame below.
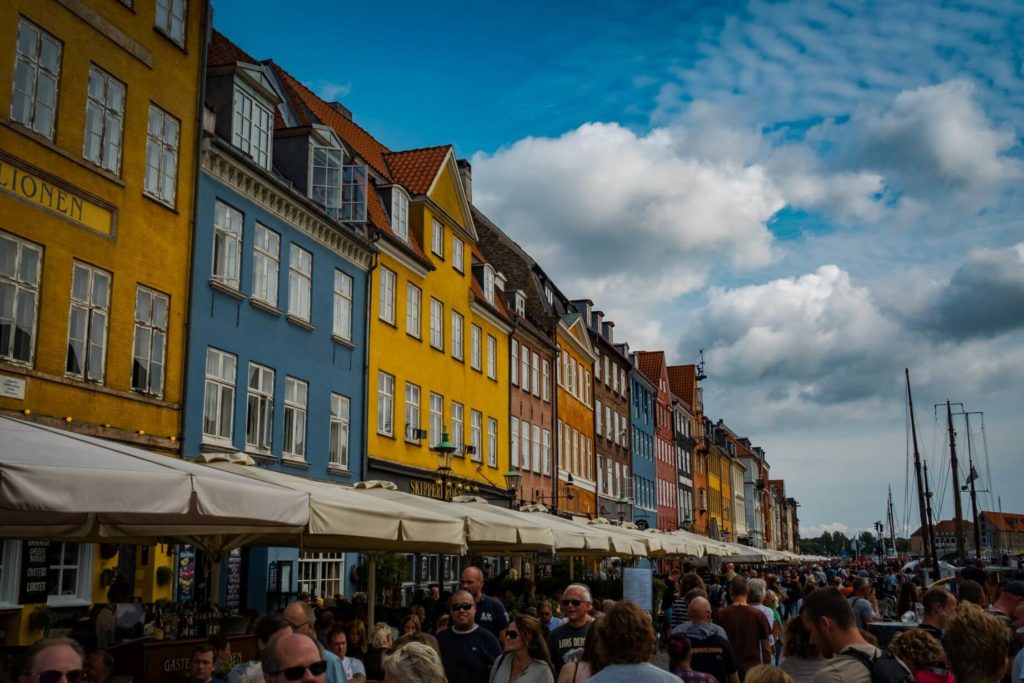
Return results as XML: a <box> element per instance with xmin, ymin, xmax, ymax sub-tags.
<box><xmin>555</xmin><ymin>314</ymin><xmax>597</xmax><ymax>515</ymax></box>
<box><xmin>708</xmin><ymin>446</ymin><xmax>724</xmax><ymax>539</ymax></box>
<box><xmin>0</xmin><ymin>0</ymin><xmax>206</xmax><ymax>642</ymax></box>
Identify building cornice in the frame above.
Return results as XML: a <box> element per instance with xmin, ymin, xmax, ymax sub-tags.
<box><xmin>470</xmin><ymin>297</ymin><xmax>513</xmax><ymax>334</ymax></box>
<box><xmin>202</xmin><ymin>138</ymin><xmax>374</xmax><ymax>270</ymax></box>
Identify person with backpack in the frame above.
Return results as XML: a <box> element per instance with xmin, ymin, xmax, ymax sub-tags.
<box><xmin>801</xmin><ymin>587</ymin><xmax>911</xmax><ymax>683</ymax></box>
<box><xmin>848</xmin><ymin>578</ymin><xmax>881</xmax><ymax>630</ymax></box>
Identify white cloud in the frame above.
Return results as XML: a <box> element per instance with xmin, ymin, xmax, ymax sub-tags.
<box><xmin>314</xmin><ymin>80</ymin><xmax>351</xmax><ymax>102</ymax></box>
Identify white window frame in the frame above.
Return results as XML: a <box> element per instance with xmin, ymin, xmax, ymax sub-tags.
<box><xmin>310</xmin><ymin>145</ymin><xmax>343</xmax><ymax>217</ymax></box>
<box><xmin>298</xmin><ymin>551</ymin><xmax>346</xmax><ymax>600</ymax></box>
<box><xmin>514</xmin><ymin>292</ymin><xmax>526</xmax><ymax>316</ymax></box>
<box><xmin>232</xmin><ymin>86</ymin><xmax>272</xmax><ymax>169</ymax></box>
<box><xmin>487</xmin><ymin>335</ymin><xmax>497</xmax><ymax>380</ymax></box>
<box><xmin>487</xmin><ymin>418</ymin><xmax>498</xmax><ymax>468</ymax></box>
<box><xmin>542</xmin><ymin>429</ymin><xmax>551</xmax><ymax>475</ymax></box>
<box><xmin>429</xmin><ymin>298</ymin><xmax>444</xmax><ymax>350</ymax></box>
<box><xmin>131</xmin><ymin>286</ymin><xmax>168</xmax><ymax>397</ymax></box>
<box><xmin>532</xmin><ymin>424</ymin><xmax>542</xmax><ymax>474</ymax></box>
<box><xmin>329</xmin><ymin>393</ymin><xmax>351</xmax><ymax>470</ymax></box>
<box><xmin>451</xmin><ymin>310</ymin><xmax>464</xmax><ymax>361</ymax></box>
<box><xmin>470</xmin><ymin>410</ymin><xmax>483</xmax><ymax>463</ymax></box>
<box><xmin>452</xmin><ymin>236</ymin><xmax>465</xmax><ymax>273</ymax></box>
<box><xmin>283</xmin><ymin>376</ymin><xmax>308</xmax><ymax>459</ymax></box>
<box><xmin>406</xmin><ymin>283</ymin><xmax>421</xmax><ymax>339</ymax></box>
<box><xmin>144</xmin><ymin>104</ymin><xmax>180</xmax><ymax>206</ymax></box>
<box><xmin>521</xmin><ymin>420</ymin><xmax>531</xmax><ymax>472</ymax></box>
<box><xmin>65</xmin><ymin>262</ymin><xmax>110</xmax><ymax>383</ymax></box>
<box><xmin>203</xmin><ymin>347</ymin><xmax>236</xmax><ymax>443</ymax></box>
<box><xmin>595</xmin><ymin>400</ymin><xmax>603</xmax><ymax>436</ymax></box>
<box><xmin>10</xmin><ymin>19</ymin><xmax>62</xmax><ymax>140</ymax></box>
<box><xmin>245</xmin><ymin>362</ymin><xmax>274</xmax><ymax>452</ymax></box>
<box><xmin>510</xmin><ymin>417</ymin><xmax>519</xmax><ymax>468</ymax></box>
<box><xmin>470</xmin><ymin>324</ymin><xmax>482</xmax><ymax>371</ymax></box>
<box><xmin>510</xmin><ymin>340</ymin><xmax>519</xmax><ymax>385</ymax></box>
<box><xmin>531</xmin><ymin>351</ymin><xmax>541</xmax><ymax>397</ymax></box>
<box><xmin>520</xmin><ymin>343</ymin><xmax>530</xmax><ymax>393</ymax></box>
<box><xmin>212</xmin><ymin>200</ymin><xmax>243</xmax><ymax>289</ymax></box>
<box><xmin>253</xmin><ymin>224</ymin><xmax>280</xmax><ymax>306</ymax></box>
<box><xmin>392</xmin><ymin>189</ymin><xmax>409</xmax><ymax>241</ymax></box>
<box><xmin>45</xmin><ymin>543</ymin><xmax>93</xmax><ymax>607</ymax></box>
<box><xmin>429</xmin><ymin>393</ymin><xmax>444</xmax><ymax>448</ymax></box>
<box><xmin>483</xmin><ymin>266</ymin><xmax>495</xmax><ymax>305</ymax></box>
<box><xmin>542</xmin><ymin>360</ymin><xmax>550</xmax><ymax>401</ymax></box>
<box><xmin>377</xmin><ymin>371</ymin><xmax>395</xmax><ymax>437</ymax></box>
<box><xmin>0</xmin><ymin>232</ymin><xmax>43</xmax><ymax>365</ymax></box>
<box><xmin>155</xmin><ymin>0</ymin><xmax>187</xmax><ymax>46</ymax></box>
<box><xmin>333</xmin><ymin>269</ymin><xmax>353</xmax><ymax>342</ymax></box>
<box><xmin>378</xmin><ymin>267</ymin><xmax>396</xmax><ymax>324</ymax></box>
<box><xmin>83</xmin><ymin>65</ymin><xmax>125</xmax><ymax>174</ymax></box>
<box><xmin>451</xmin><ymin>402</ymin><xmax>464</xmax><ymax>454</ymax></box>
<box><xmin>404</xmin><ymin>382</ymin><xmax>421</xmax><ymax>443</ymax></box>
<box><xmin>287</xmin><ymin>244</ymin><xmax>313</xmax><ymax>322</ymax></box>
<box><xmin>431</xmin><ymin>218</ymin><xmax>444</xmax><ymax>257</ymax></box>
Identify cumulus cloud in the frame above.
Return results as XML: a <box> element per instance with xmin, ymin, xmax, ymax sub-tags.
<box><xmin>313</xmin><ymin>80</ymin><xmax>351</xmax><ymax>102</ymax></box>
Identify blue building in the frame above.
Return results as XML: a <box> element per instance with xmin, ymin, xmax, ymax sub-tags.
<box><xmin>182</xmin><ymin>33</ymin><xmax>375</xmax><ymax>610</ymax></box>
<box><xmin>619</xmin><ymin>344</ymin><xmax>657</xmax><ymax>530</ymax></box>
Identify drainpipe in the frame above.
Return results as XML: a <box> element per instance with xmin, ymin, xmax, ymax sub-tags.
<box><xmin>359</xmin><ymin>241</ymin><xmax>379</xmax><ymax>482</ymax></box>
<box><xmin>550</xmin><ymin>325</ymin><xmax>560</xmax><ymax>517</ymax></box>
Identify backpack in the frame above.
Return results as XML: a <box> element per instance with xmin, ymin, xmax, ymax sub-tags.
<box><xmin>842</xmin><ymin>647</ymin><xmax>914</xmax><ymax>683</ymax></box>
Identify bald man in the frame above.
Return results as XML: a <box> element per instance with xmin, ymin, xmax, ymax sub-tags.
<box><xmin>672</xmin><ymin>597</ymin><xmax>739</xmax><ymax>683</ymax></box>
<box><xmin>459</xmin><ymin>565</ymin><xmax>508</xmax><ymax>638</ymax></box>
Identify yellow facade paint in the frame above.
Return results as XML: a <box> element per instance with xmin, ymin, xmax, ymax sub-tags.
<box><xmin>555</xmin><ymin>317</ymin><xmax>597</xmax><ymax>515</ymax></box>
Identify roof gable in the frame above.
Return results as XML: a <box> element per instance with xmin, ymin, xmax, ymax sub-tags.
<box><xmin>636</xmin><ymin>351</ymin><xmax>667</xmax><ymax>387</ymax></box>
<box><xmin>560</xmin><ymin>313</ymin><xmax>596</xmax><ymax>360</ymax></box>
<box><xmin>386</xmin><ymin>147</ymin><xmax>476</xmax><ymax>239</ymax></box>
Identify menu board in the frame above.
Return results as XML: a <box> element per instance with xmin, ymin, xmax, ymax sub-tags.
<box><xmin>19</xmin><ymin>540</ymin><xmax>59</xmax><ymax>604</ymax></box>
<box><xmin>623</xmin><ymin>568</ymin><xmax>654</xmax><ymax>612</ymax></box>
<box><xmin>177</xmin><ymin>545</ymin><xmax>196</xmax><ymax>602</ymax></box>
<box><xmin>224</xmin><ymin>548</ymin><xmax>242</xmax><ymax>612</ymax></box>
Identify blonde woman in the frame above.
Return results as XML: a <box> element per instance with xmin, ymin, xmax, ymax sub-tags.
<box><xmin>365</xmin><ymin>621</ymin><xmax>392</xmax><ymax>680</ymax></box>
<box><xmin>384</xmin><ymin>641</ymin><xmax>448</xmax><ymax>683</ymax></box>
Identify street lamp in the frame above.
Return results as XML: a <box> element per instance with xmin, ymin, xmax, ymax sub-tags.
<box><xmin>616</xmin><ymin>493</ymin><xmax>628</xmax><ymax>523</ymax></box>
<box><xmin>433</xmin><ymin>430</ymin><xmax>457</xmax><ymax>501</ymax></box>
<box><xmin>503</xmin><ymin>467</ymin><xmax>522</xmax><ymax>509</ymax></box>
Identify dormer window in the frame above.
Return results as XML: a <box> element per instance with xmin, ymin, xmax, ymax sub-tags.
<box><xmin>391</xmin><ymin>189</ymin><xmax>409</xmax><ymax>241</ymax></box>
<box><xmin>233</xmin><ymin>85</ymin><xmax>273</xmax><ymax>169</ymax></box>
<box><xmin>514</xmin><ymin>291</ymin><xmax>526</xmax><ymax>316</ymax></box>
<box><xmin>341</xmin><ymin>164</ymin><xmax>367</xmax><ymax>222</ymax></box>
<box><xmin>483</xmin><ymin>265</ymin><xmax>494</xmax><ymax>305</ymax></box>
<box><xmin>311</xmin><ymin>145</ymin><xmax>343</xmax><ymax>218</ymax></box>
<box><xmin>544</xmin><ymin>285</ymin><xmax>554</xmax><ymax>306</ymax></box>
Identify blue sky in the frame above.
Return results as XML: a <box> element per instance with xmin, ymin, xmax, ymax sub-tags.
<box><xmin>214</xmin><ymin>0</ymin><xmax>1024</xmax><ymax>541</ymax></box>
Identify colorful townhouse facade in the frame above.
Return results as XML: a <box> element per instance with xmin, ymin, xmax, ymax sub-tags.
<box><xmin>471</xmin><ymin>202</ymin><xmax>556</xmax><ymax>509</ymax></box>
<box><xmin>179</xmin><ymin>32</ymin><xmax>376</xmax><ymax>608</ymax></box>
<box><xmin>636</xmin><ymin>351</ymin><xmax>677</xmax><ymax>530</ymax></box>
<box><xmin>555</xmin><ymin>308</ymin><xmax>598</xmax><ymax>516</ymax></box>
<box><xmin>626</xmin><ymin>348</ymin><xmax>657</xmax><ymax>530</ymax></box>
<box><xmin>667</xmin><ymin>366</ymin><xmax>696</xmax><ymax>530</ymax></box>
<box><xmin>0</xmin><ymin>0</ymin><xmax>206</xmax><ymax>641</ymax></box>
<box><xmin>577</xmin><ymin>304</ymin><xmax>632</xmax><ymax>523</ymax></box>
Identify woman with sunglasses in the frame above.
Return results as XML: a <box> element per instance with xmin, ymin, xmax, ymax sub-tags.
<box><xmin>489</xmin><ymin>615</ymin><xmax>555</xmax><ymax>683</ymax></box>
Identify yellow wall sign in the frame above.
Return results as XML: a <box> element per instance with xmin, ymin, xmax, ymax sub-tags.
<box><xmin>0</xmin><ymin>154</ymin><xmax>116</xmax><ymax>237</ymax></box>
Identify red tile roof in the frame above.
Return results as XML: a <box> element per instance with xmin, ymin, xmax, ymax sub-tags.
<box><xmin>208</xmin><ymin>29</ymin><xmax>259</xmax><ymax>66</ymax></box>
<box><xmin>982</xmin><ymin>511</ymin><xmax>1024</xmax><ymax>532</ymax></box>
<box><xmin>667</xmin><ymin>365</ymin><xmax>696</xmax><ymax>408</ymax></box>
<box><xmin>384</xmin><ymin>146</ymin><xmax>451</xmax><ymax>196</ymax></box>
<box><xmin>636</xmin><ymin>351</ymin><xmax>666</xmax><ymax>386</ymax></box>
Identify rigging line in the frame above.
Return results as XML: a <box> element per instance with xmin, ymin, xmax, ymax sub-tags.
<box><xmin>980</xmin><ymin>417</ymin><xmax>995</xmax><ymax>512</ymax></box>
<box><xmin>904</xmin><ymin>397</ymin><xmax>914</xmax><ymax>539</ymax></box>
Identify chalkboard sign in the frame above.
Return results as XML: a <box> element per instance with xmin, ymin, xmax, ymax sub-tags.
<box><xmin>19</xmin><ymin>540</ymin><xmax>58</xmax><ymax>604</ymax></box>
<box><xmin>224</xmin><ymin>548</ymin><xmax>242</xmax><ymax>612</ymax></box>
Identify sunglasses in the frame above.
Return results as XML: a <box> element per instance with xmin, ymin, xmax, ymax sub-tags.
<box><xmin>37</xmin><ymin>672</ymin><xmax>85</xmax><ymax>683</ymax></box>
<box><xmin>505</xmin><ymin>630</ymin><xmax>519</xmax><ymax>639</ymax></box>
<box><xmin>561</xmin><ymin>599</ymin><xmax>584</xmax><ymax>607</ymax></box>
<box><xmin>268</xmin><ymin>660</ymin><xmax>328</xmax><ymax>681</ymax></box>
<box><xmin>451</xmin><ymin>603</ymin><xmax>474</xmax><ymax>612</ymax></box>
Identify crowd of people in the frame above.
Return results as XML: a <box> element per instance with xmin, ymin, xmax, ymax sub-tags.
<box><xmin>8</xmin><ymin>559</ymin><xmax>1024</xmax><ymax>683</ymax></box>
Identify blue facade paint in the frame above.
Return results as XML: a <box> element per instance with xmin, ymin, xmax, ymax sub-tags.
<box><xmin>183</xmin><ymin>169</ymin><xmax>370</xmax><ymax>483</ymax></box>
<box><xmin>630</xmin><ymin>369</ymin><xmax>657</xmax><ymax>529</ymax></box>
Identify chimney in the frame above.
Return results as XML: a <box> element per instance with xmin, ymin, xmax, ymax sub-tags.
<box><xmin>571</xmin><ymin>299</ymin><xmax>593</xmax><ymax>327</ymax></box>
<box><xmin>328</xmin><ymin>102</ymin><xmax>353</xmax><ymax>120</ymax></box>
<box><xmin>457</xmin><ymin>159</ymin><xmax>472</xmax><ymax>204</ymax></box>
<box><xmin>602</xmin><ymin>321</ymin><xmax>615</xmax><ymax>344</ymax></box>
<box><xmin>591</xmin><ymin>310</ymin><xmax>604</xmax><ymax>333</ymax></box>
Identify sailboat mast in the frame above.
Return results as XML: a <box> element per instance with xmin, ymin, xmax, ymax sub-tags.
<box><xmin>923</xmin><ymin>460</ymin><xmax>940</xmax><ymax>573</ymax></box>
<box><xmin>965</xmin><ymin>412</ymin><xmax>983</xmax><ymax>560</ymax></box>
<box><xmin>887</xmin><ymin>486</ymin><xmax>897</xmax><ymax>556</ymax></box>
<box><xmin>946</xmin><ymin>400</ymin><xmax>966</xmax><ymax>560</ymax></box>
<box><xmin>906</xmin><ymin>370</ymin><xmax>936</xmax><ymax>570</ymax></box>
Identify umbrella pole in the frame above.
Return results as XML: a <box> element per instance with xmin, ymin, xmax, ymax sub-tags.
<box><xmin>367</xmin><ymin>553</ymin><xmax>378</xmax><ymax>627</ymax></box>
<box><xmin>569</xmin><ymin>556</ymin><xmax>574</xmax><ymax>581</ymax></box>
<box><xmin>209</xmin><ymin>552</ymin><xmax>222</xmax><ymax>605</ymax></box>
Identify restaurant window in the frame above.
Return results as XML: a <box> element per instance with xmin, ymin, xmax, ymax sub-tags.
<box><xmin>83</xmin><ymin>66</ymin><xmax>125</xmax><ymax>174</ymax></box>
<box><xmin>203</xmin><ymin>348</ymin><xmax>236</xmax><ymax>442</ymax></box>
<box><xmin>131</xmin><ymin>286</ymin><xmax>168</xmax><ymax>397</ymax></box>
<box><xmin>377</xmin><ymin>371</ymin><xmax>394</xmax><ymax>437</ymax></box>
<box><xmin>329</xmin><ymin>393</ymin><xmax>351</xmax><ymax>470</ymax></box>
<box><xmin>48</xmin><ymin>542</ymin><xmax>93</xmax><ymax>606</ymax></box>
<box><xmin>487</xmin><ymin>418</ymin><xmax>498</xmax><ymax>468</ymax></box>
<box><xmin>283</xmin><ymin>376</ymin><xmax>308</xmax><ymax>459</ymax></box>
<box><xmin>245</xmin><ymin>363</ymin><xmax>274</xmax><ymax>452</ymax></box>
<box><xmin>287</xmin><ymin>245</ymin><xmax>312</xmax><ymax>323</ymax></box>
<box><xmin>333</xmin><ymin>270</ymin><xmax>353</xmax><ymax>342</ymax></box>
<box><xmin>144</xmin><ymin>104</ymin><xmax>179</xmax><ymax>206</ymax></box>
<box><xmin>298</xmin><ymin>552</ymin><xmax>345</xmax><ymax>600</ymax></box>
<box><xmin>66</xmin><ymin>262</ymin><xmax>110</xmax><ymax>382</ymax></box>
<box><xmin>155</xmin><ymin>0</ymin><xmax>187</xmax><ymax>46</ymax></box>
<box><xmin>0</xmin><ymin>232</ymin><xmax>43</xmax><ymax>365</ymax></box>
<box><xmin>0</xmin><ymin>541</ymin><xmax>17</xmax><ymax>607</ymax></box>
<box><xmin>11</xmin><ymin>19</ymin><xmax>62</xmax><ymax>140</ymax></box>
<box><xmin>252</xmin><ymin>224</ymin><xmax>280</xmax><ymax>307</ymax></box>
<box><xmin>212</xmin><ymin>200</ymin><xmax>243</xmax><ymax>289</ymax></box>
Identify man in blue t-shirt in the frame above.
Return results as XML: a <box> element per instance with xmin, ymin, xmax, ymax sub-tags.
<box><xmin>460</xmin><ymin>565</ymin><xmax>508</xmax><ymax>638</ymax></box>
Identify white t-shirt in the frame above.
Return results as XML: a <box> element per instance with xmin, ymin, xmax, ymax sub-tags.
<box><xmin>342</xmin><ymin>656</ymin><xmax>366</xmax><ymax>680</ymax></box>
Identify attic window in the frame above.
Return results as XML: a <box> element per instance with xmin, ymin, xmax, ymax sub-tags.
<box><xmin>232</xmin><ymin>86</ymin><xmax>273</xmax><ymax>169</ymax></box>
<box><xmin>544</xmin><ymin>285</ymin><xmax>553</xmax><ymax>306</ymax></box>
<box><xmin>514</xmin><ymin>292</ymin><xmax>526</xmax><ymax>316</ymax></box>
<box><xmin>391</xmin><ymin>189</ymin><xmax>409</xmax><ymax>241</ymax></box>
<box><xmin>311</xmin><ymin>146</ymin><xmax>342</xmax><ymax>219</ymax></box>
<box><xmin>483</xmin><ymin>265</ymin><xmax>494</xmax><ymax>305</ymax></box>
<box><xmin>341</xmin><ymin>165</ymin><xmax>368</xmax><ymax>222</ymax></box>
